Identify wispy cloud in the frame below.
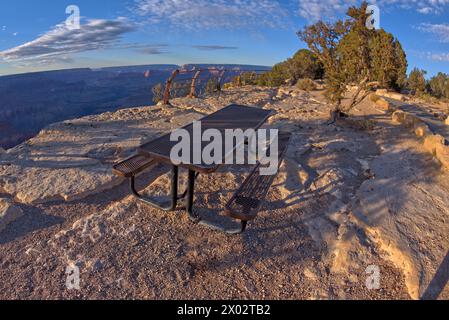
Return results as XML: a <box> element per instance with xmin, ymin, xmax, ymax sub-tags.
<box><xmin>192</xmin><ymin>45</ymin><xmax>238</xmax><ymax>51</ymax></box>
<box><xmin>383</xmin><ymin>0</ymin><xmax>449</xmax><ymax>15</ymax></box>
<box><xmin>297</xmin><ymin>0</ymin><xmax>449</xmax><ymax>22</ymax></box>
<box><xmin>411</xmin><ymin>50</ymin><xmax>449</xmax><ymax>62</ymax></box>
<box><xmin>137</xmin><ymin>46</ymin><xmax>169</xmax><ymax>55</ymax></box>
<box><xmin>133</xmin><ymin>0</ymin><xmax>289</xmax><ymax>30</ymax></box>
<box><xmin>429</xmin><ymin>52</ymin><xmax>449</xmax><ymax>62</ymax></box>
<box><xmin>298</xmin><ymin>0</ymin><xmax>357</xmax><ymax>22</ymax></box>
<box><xmin>417</xmin><ymin>23</ymin><xmax>449</xmax><ymax>43</ymax></box>
<box><xmin>0</xmin><ymin>18</ymin><xmax>134</xmax><ymax>63</ymax></box>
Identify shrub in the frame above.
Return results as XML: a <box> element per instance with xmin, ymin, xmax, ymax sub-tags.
<box><xmin>408</xmin><ymin>68</ymin><xmax>427</xmax><ymax>95</ymax></box>
<box><xmin>298</xmin><ymin>2</ymin><xmax>408</xmax><ymax>118</ymax></box>
<box><xmin>369</xmin><ymin>93</ymin><xmax>381</xmax><ymax>103</ymax></box>
<box><xmin>296</xmin><ymin>78</ymin><xmax>317</xmax><ymax>91</ymax></box>
<box><xmin>428</xmin><ymin>72</ymin><xmax>449</xmax><ymax>99</ymax></box>
<box><xmin>257</xmin><ymin>49</ymin><xmax>324</xmax><ymax>88</ymax></box>
<box><xmin>151</xmin><ymin>83</ymin><xmax>164</xmax><ymax>104</ymax></box>
<box><xmin>171</xmin><ymin>82</ymin><xmax>190</xmax><ymax>98</ymax></box>
<box><xmin>205</xmin><ymin>77</ymin><xmax>220</xmax><ymax>95</ymax></box>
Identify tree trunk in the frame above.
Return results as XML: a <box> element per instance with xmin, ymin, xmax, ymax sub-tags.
<box><xmin>327</xmin><ymin>100</ymin><xmax>346</xmax><ymax>124</ymax></box>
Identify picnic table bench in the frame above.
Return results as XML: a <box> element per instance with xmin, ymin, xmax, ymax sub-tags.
<box><xmin>113</xmin><ymin>104</ymin><xmax>291</xmax><ymax>234</ymax></box>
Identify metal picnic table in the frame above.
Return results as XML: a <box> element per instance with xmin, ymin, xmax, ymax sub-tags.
<box><xmin>136</xmin><ymin>104</ymin><xmax>274</xmax><ymax>227</ymax></box>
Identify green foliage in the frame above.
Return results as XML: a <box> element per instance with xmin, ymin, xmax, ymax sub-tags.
<box><xmin>171</xmin><ymin>82</ymin><xmax>190</xmax><ymax>98</ymax></box>
<box><xmin>428</xmin><ymin>72</ymin><xmax>449</xmax><ymax>99</ymax></box>
<box><xmin>298</xmin><ymin>18</ymin><xmax>350</xmax><ymax>105</ymax></box>
<box><xmin>240</xmin><ymin>72</ymin><xmax>258</xmax><ymax>85</ymax></box>
<box><xmin>284</xmin><ymin>49</ymin><xmax>324</xmax><ymax>82</ymax></box>
<box><xmin>296</xmin><ymin>78</ymin><xmax>317</xmax><ymax>91</ymax></box>
<box><xmin>151</xmin><ymin>83</ymin><xmax>164</xmax><ymax>104</ymax></box>
<box><xmin>205</xmin><ymin>77</ymin><xmax>220</xmax><ymax>95</ymax></box>
<box><xmin>256</xmin><ymin>63</ymin><xmax>289</xmax><ymax>87</ymax></box>
<box><xmin>298</xmin><ymin>1</ymin><xmax>408</xmax><ymax>110</ymax></box>
<box><xmin>369</xmin><ymin>93</ymin><xmax>381</xmax><ymax>103</ymax></box>
<box><xmin>255</xmin><ymin>49</ymin><xmax>324</xmax><ymax>87</ymax></box>
<box><xmin>408</xmin><ymin>68</ymin><xmax>427</xmax><ymax>95</ymax></box>
<box><xmin>368</xmin><ymin>30</ymin><xmax>407</xmax><ymax>89</ymax></box>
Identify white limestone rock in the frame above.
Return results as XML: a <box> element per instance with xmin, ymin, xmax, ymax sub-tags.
<box><xmin>0</xmin><ymin>198</ymin><xmax>24</xmax><ymax>232</ymax></box>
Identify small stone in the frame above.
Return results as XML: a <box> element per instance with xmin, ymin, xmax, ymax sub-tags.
<box><xmin>375</xmin><ymin>98</ymin><xmax>390</xmax><ymax>111</ymax></box>
<box><xmin>91</xmin><ymin>260</ymin><xmax>103</xmax><ymax>272</ymax></box>
<box><xmin>404</xmin><ymin>113</ymin><xmax>421</xmax><ymax>128</ymax></box>
<box><xmin>0</xmin><ymin>198</ymin><xmax>24</xmax><ymax>232</ymax></box>
<box><xmin>414</xmin><ymin>123</ymin><xmax>431</xmax><ymax>138</ymax></box>
<box><xmin>423</xmin><ymin>134</ymin><xmax>445</xmax><ymax>156</ymax></box>
<box><xmin>435</xmin><ymin>143</ymin><xmax>449</xmax><ymax>169</ymax></box>
<box><xmin>392</xmin><ymin>110</ymin><xmax>406</xmax><ymax>124</ymax></box>
<box><xmin>303</xmin><ymin>268</ymin><xmax>318</xmax><ymax>281</ymax></box>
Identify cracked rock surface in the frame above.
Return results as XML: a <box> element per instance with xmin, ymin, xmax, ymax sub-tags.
<box><xmin>1</xmin><ymin>86</ymin><xmax>448</xmax><ymax>299</ymax></box>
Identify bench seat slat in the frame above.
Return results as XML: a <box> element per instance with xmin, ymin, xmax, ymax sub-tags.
<box><xmin>112</xmin><ymin>154</ymin><xmax>155</xmax><ymax>178</ymax></box>
<box><xmin>225</xmin><ymin>132</ymin><xmax>292</xmax><ymax>221</ymax></box>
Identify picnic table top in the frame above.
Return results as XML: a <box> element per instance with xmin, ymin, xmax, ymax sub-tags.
<box><xmin>138</xmin><ymin>104</ymin><xmax>274</xmax><ymax>173</ymax></box>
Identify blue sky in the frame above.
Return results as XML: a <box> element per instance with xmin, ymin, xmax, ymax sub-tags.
<box><xmin>0</xmin><ymin>0</ymin><xmax>448</xmax><ymax>77</ymax></box>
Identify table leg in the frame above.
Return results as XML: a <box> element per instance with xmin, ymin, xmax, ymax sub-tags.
<box><xmin>130</xmin><ymin>165</ymin><xmax>179</xmax><ymax>211</ymax></box>
<box><xmin>185</xmin><ymin>169</ymin><xmax>247</xmax><ymax>234</ymax></box>
<box><xmin>186</xmin><ymin>169</ymin><xmax>201</xmax><ymax>222</ymax></box>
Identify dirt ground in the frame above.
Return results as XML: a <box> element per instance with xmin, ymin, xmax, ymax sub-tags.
<box><xmin>1</xmin><ymin>86</ymin><xmax>448</xmax><ymax>300</ymax></box>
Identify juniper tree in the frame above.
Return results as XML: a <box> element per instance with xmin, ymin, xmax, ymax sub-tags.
<box><xmin>369</xmin><ymin>30</ymin><xmax>407</xmax><ymax>89</ymax></box>
<box><xmin>205</xmin><ymin>77</ymin><xmax>220</xmax><ymax>95</ymax></box>
<box><xmin>297</xmin><ymin>15</ymin><xmax>351</xmax><ymax>121</ymax></box>
<box><xmin>298</xmin><ymin>1</ymin><xmax>408</xmax><ymax>122</ymax></box>
<box><xmin>428</xmin><ymin>72</ymin><xmax>448</xmax><ymax>98</ymax></box>
<box><xmin>284</xmin><ymin>49</ymin><xmax>324</xmax><ymax>82</ymax></box>
<box><xmin>256</xmin><ymin>49</ymin><xmax>323</xmax><ymax>87</ymax></box>
<box><xmin>446</xmin><ymin>80</ymin><xmax>449</xmax><ymax>100</ymax></box>
<box><xmin>256</xmin><ymin>63</ymin><xmax>289</xmax><ymax>87</ymax></box>
<box><xmin>408</xmin><ymin>68</ymin><xmax>427</xmax><ymax>95</ymax></box>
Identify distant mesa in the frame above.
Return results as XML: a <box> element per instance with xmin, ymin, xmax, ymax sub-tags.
<box><xmin>0</xmin><ymin>64</ymin><xmax>270</xmax><ymax>149</ymax></box>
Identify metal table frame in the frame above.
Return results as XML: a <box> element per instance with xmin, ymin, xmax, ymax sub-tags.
<box><xmin>134</xmin><ymin>104</ymin><xmax>273</xmax><ymax>234</ymax></box>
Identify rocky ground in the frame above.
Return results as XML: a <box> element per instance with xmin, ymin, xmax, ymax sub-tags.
<box><xmin>1</xmin><ymin>85</ymin><xmax>448</xmax><ymax>300</ymax></box>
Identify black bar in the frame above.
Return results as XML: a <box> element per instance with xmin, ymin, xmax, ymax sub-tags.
<box><xmin>186</xmin><ymin>169</ymin><xmax>200</xmax><ymax>222</ymax></box>
<box><xmin>130</xmin><ymin>165</ymin><xmax>179</xmax><ymax>212</ymax></box>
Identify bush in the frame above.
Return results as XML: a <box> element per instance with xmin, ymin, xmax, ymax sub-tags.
<box><xmin>205</xmin><ymin>77</ymin><xmax>220</xmax><ymax>95</ymax></box>
<box><xmin>369</xmin><ymin>93</ymin><xmax>381</xmax><ymax>103</ymax></box>
<box><xmin>419</xmin><ymin>93</ymin><xmax>440</xmax><ymax>105</ymax></box>
<box><xmin>151</xmin><ymin>83</ymin><xmax>164</xmax><ymax>104</ymax></box>
<box><xmin>257</xmin><ymin>63</ymin><xmax>288</xmax><ymax>87</ymax></box>
<box><xmin>287</xmin><ymin>49</ymin><xmax>324</xmax><ymax>82</ymax></box>
<box><xmin>171</xmin><ymin>82</ymin><xmax>190</xmax><ymax>98</ymax></box>
<box><xmin>240</xmin><ymin>72</ymin><xmax>258</xmax><ymax>85</ymax></box>
<box><xmin>296</xmin><ymin>78</ymin><xmax>317</xmax><ymax>91</ymax></box>
<box><xmin>428</xmin><ymin>72</ymin><xmax>449</xmax><ymax>99</ymax></box>
<box><xmin>408</xmin><ymin>68</ymin><xmax>427</xmax><ymax>95</ymax></box>
<box><xmin>257</xmin><ymin>49</ymin><xmax>324</xmax><ymax>87</ymax></box>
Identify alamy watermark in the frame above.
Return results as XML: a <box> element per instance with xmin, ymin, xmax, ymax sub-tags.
<box><xmin>66</xmin><ymin>264</ymin><xmax>81</xmax><ymax>290</ymax></box>
<box><xmin>170</xmin><ymin>122</ymin><xmax>280</xmax><ymax>176</ymax></box>
<box><xmin>65</xmin><ymin>5</ymin><xmax>80</xmax><ymax>30</ymax></box>
<box><xmin>365</xmin><ymin>265</ymin><xmax>381</xmax><ymax>290</ymax></box>
<box><xmin>366</xmin><ymin>4</ymin><xmax>380</xmax><ymax>30</ymax></box>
